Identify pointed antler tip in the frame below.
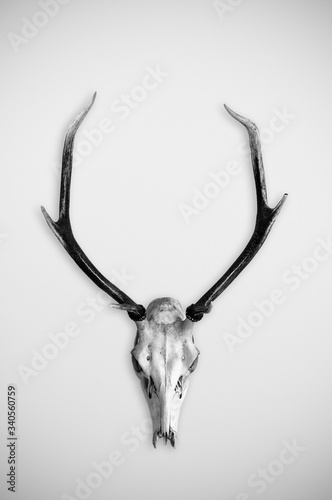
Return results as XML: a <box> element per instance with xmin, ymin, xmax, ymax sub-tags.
<box><xmin>272</xmin><ymin>192</ymin><xmax>288</xmax><ymax>216</ymax></box>
<box><xmin>224</xmin><ymin>104</ymin><xmax>249</xmax><ymax>124</ymax></box>
<box><xmin>88</xmin><ymin>92</ymin><xmax>97</xmax><ymax>107</ymax></box>
<box><xmin>223</xmin><ymin>104</ymin><xmax>246</xmax><ymax>123</ymax></box>
<box><xmin>41</xmin><ymin>205</ymin><xmax>48</xmax><ymax>217</ymax></box>
<box><xmin>41</xmin><ymin>205</ymin><xmax>58</xmax><ymax>231</ymax></box>
<box><xmin>281</xmin><ymin>192</ymin><xmax>288</xmax><ymax>204</ymax></box>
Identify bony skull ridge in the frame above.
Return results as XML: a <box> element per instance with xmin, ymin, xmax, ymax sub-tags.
<box><xmin>41</xmin><ymin>92</ymin><xmax>287</xmax><ymax>448</ymax></box>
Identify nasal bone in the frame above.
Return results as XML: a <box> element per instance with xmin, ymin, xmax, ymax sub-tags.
<box><xmin>160</xmin><ymin>392</ymin><xmax>172</xmax><ymax>441</ymax></box>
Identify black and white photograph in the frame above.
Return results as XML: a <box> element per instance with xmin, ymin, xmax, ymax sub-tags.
<box><xmin>1</xmin><ymin>1</ymin><xmax>332</xmax><ymax>499</ymax></box>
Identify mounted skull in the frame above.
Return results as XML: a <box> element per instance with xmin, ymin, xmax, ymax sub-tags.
<box><xmin>41</xmin><ymin>93</ymin><xmax>287</xmax><ymax>447</ymax></box>
<box><xmin>131</xmin><ymin>298</ymin><xmax>199</xmax><ymax>447</ymax></box>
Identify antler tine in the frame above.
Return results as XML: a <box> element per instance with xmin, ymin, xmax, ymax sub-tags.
<box><xmin>186</xmin><ymin>106</ymin><xmax>287</xmax><ymax>322</ymax></box>
<box><xmin>41</xmin><ymin>93</ymin><xmax>146</xmax><ymax>321</ymax></box>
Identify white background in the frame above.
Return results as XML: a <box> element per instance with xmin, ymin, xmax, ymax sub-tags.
<box><xmin>1</xmin><ymin>1</ymin><xmax>332</xmax><ymax>499</ymax></box>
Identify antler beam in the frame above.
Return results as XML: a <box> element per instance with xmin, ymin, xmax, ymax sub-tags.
<box><xmin>186</xmin><ymin>105</ymin><xmax>287</xmax><ymax>322</ymax></box>
<box><xmin>41</xmin><ymin>93</ymin><xmax>146</xmax><ymax>321</ymax></box>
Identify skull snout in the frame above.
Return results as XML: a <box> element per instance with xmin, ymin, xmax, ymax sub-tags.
<box><xmin>153</xmin><ymin>395</ymin><xmax>177</xmax><ymax>448</ymax></box>
<box><xmin>151</xmin><ymin>379</ymin><xmax>185</xmax><ymax>448</ymax></box>
<box><xmin>133</xmin><ymin>298</ymin><xmax>198</xmax><ymax>448</ymax></box>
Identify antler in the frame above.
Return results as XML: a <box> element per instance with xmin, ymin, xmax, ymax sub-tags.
<box><xmin>186</xmin><ymin>105</ymin><xmax>287</xmax><ymax>322</ymax></box>
<box><xmin>41</xmin><ymin>93</ymin><xmax>146</xmax><ymax>321</ymax></box>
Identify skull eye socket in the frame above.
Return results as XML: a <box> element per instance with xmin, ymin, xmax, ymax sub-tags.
<box><xmin>131</xmin><ymin>355</ymin><xmax>143</xmax><ymax>373</ymax></box>
<box><xmin>188</xmin><ymin>356</ymin><xmax>199</xmax><ymax>373</ymax></box>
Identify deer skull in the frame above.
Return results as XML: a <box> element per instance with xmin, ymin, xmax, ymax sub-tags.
<box><xmin>41</xmin><ymin>92</ymin><xmax>287</xmax><ymax>447</ymax></box>
<box><xmin>131</xmin><ymin>298</ymin><xmax>199</xmax><ymax>447</ymax></box>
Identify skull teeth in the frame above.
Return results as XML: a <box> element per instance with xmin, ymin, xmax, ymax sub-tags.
<box><xmin>153</xmin><ymin>429</ymin><xmax>177</xmax><ymax>448</ymax></box>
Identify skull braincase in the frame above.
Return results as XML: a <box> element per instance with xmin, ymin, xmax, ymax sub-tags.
<box><xmin>131</xmin><ymin>298</ymin><xmax>200</xmax><ymax>447</ymax></box>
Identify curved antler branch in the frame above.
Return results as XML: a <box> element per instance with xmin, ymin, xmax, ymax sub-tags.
<box><xmin>41</xmin><ymin>93</ymin><xmax>146</xmax><ymax>321</ymax></box>
<box><xmin>186</xmin><ymin>106</ymin><xmax>287</xmax><ymax>322</ymax></box>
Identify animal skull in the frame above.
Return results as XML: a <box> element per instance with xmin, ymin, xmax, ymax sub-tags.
<box><xmin>131</xmin><ymin>298</ymin><xmax>199</xmax><ymax>447</ymax></box>
<box><xmin>41</xmin><ymin>93</ymin><xmax>287</xmax><ymax>447</ymax></box>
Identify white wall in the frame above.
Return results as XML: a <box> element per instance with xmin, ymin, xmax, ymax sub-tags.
<box><xmin>1</xmin><ymin>1</ymin><xmax>332</xmax><ymax>499</ymax></box>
